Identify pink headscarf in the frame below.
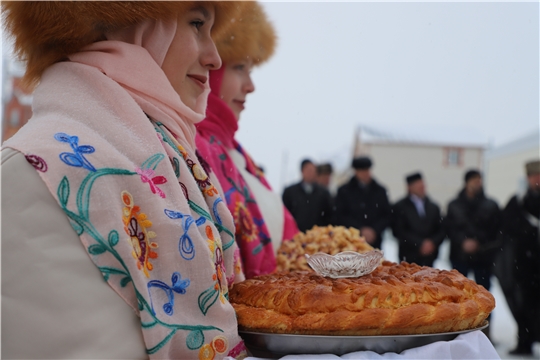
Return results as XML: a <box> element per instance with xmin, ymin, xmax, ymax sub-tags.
<box><xmin>70</xmin><ymin>19</ymin><xmax>209</xmax><ymax>149</ymax></box>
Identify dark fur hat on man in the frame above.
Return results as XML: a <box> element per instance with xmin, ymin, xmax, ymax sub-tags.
<box><xmin>1</xmin><ymin>1</ymin><xmax>241</xmax><ymax>89</ymax></box>
<box><xmin>352</xmin><ymin>156</ymin><xmax>372</xmax><ymax>170</ymax></box>
<box><xmin>464</xmin><ymin>169</ymin><xmax>482</xmax><ymax>183</ymax></box>
<box><xmin>405</xmin><ymin>172</ymin><xmax>422</xmax><ymax>185</ymax></box>
<box><xmin>317</xmin><ymin>163</ymin><xmax>333</xmax><ymax>175</ymax></box>
<box><xmin>214</xmin><ymin>1</ymin><xmax>276</xmax><ymax>65</ymax></box>
<box><xmin>525</xmin><ymin>160</ymin><xmax>540</xmax><ymax>176</ymax></box>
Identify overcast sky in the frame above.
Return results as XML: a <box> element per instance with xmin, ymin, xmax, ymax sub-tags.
<box><xmin>236</xmin><ymin>1</ymin><xmax>539</xmax><ymax>191</ymax></box>
<box><xmin>2</xmin><ymin>1</ymin><xmax>539</xmax><ymax>193</ymax></box>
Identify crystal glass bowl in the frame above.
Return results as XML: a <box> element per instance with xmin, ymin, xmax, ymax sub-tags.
<box><xmin>305</xmin><ymin>250</ymin><xmax>384</xmax><ymax>278</ymax></box>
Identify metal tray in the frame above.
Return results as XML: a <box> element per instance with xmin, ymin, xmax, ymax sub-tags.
<box><xmin>240</xmin><ymin>322</ymin><xmax>488</xmax><ymax>358</ymax></box>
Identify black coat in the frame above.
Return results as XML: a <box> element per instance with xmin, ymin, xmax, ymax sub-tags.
<box><xmin>502</xmin><ymin>190</ymin><xmax>540</xmax><ymax>285</ymax></box>
<box><xmin>445</xmin><ymin>189</ymin><xmax>501</xmax><ymax>265</ymax></box>
<box><xmin>496</xmin><ymin>189</ymin><xmax>540</xmax><ymax>327</ymax></box>
<box><xmin>334</xmin><ymin>177</ymin><xmax>391</xmax><ymax>250</ymax></box>
<box><xmin>391</xmin><ymin>195</ymin><xmax>445</xmax><ymax>266</ymax></box>
<box><xmin>282</xmin><ymin>182</ymin><xmax>333</xmax><ymax>233</ymax></box>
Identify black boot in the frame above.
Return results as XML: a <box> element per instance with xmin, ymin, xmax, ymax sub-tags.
<box><xmin>508</xmin><ymin>344</ymin><xmax>532</xmax><ymax>355</ymax></box>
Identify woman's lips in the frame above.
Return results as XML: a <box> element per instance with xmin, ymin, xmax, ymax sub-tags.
<box><xmin>187</xmin><ymin>74</ymin><xmax>207</xmax><ymax>89</ymax></box>
<box><xmin>233</xmin><ymin>100</ymin><xmax>245</xmax><ymax>110</ymax></box>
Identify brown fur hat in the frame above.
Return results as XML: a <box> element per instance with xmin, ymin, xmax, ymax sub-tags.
<box><xmin>215</xmin><ymin>1</ymin><xmax>276</xmax><ymax>66</ymax></box>
<box><xmin>1</xmin><ymin>1</ymin><xmax>243</xmax><ymax>90</ymax></box>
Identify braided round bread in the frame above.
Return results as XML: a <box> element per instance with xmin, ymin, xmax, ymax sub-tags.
<box><xmin>230</xmin><ymin>261</ymin><xmax>495</xmax><ymax>335</ymax></box>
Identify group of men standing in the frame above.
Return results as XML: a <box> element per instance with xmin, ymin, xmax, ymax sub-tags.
<box><xmin>282</xmin><ymin>156</ymin><xmax>540</xmax><ymax>355</ymax></box>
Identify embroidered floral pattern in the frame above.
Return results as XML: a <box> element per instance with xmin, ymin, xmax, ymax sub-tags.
<box><xmin>164</xmin><ymin>209</ymin><xmax>206</xmax><ymax>260</ymax></box>
<box><xmin>147</xmin><ymin>271</ymin><xmax>190</xmax><ymax>316</ymax></box>
<box><xmin>121</xmin><ymin>190</ymin><xmax>158</xmax><ymax>277</ymax></box>
<box><xmin>136</xmin><ymin>167</ymin><xmax>167</xmax><ymax>198</ymax></box>
<box><xmin>227</xmin><ymin>247</ymin><xmax>243</xmax><ymax>285</ymax></box>
<box><xmin>50</xmin><ymin>131</ymin><xmax>230</xmax><ymax>355</ymax></box>
<box><xmin>207</xmin><ymin>226</ymin><xmax>227</xmax><ymax>304</ymax></box>
<box><xmin>227</xmin><ymin>340</ymin><xmax>247</xmax><ymax>359</ymax></box>
<box><xmin>198</xmin><ymin>335</ymin><xmax>230</xmax><ymax>360</ymax></box>
<box><xmin>54</xmin><ymin>132</ymin><xmax>96</xmax><ymax>172</ymax></box>
<box><xmin>233</xmin><ymin>200</ymin><xmax>258</xmax><ymax>243</ymax></box>
<box><xmin>25</xmin><ymin>154</ymin><xmax>48</xmax><ymax>172</ymax></box>
<box><xmin>198</xmin><ymin>343</ymin><xmax>215</xmax><ymax>360</ymax></box>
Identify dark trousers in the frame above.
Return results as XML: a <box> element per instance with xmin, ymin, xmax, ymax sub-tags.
<box><xmin>513</xmin><ymin>281</ymin><xmax>540</xmax><ymax>347</ymax></box>
<box><xmin>452</xmin><ymin>261</ymin><xmax>493</xmax><ymax>339</ymax></box>
<box><xmin>451</xmin><ymin>261</ymin><xmax>492</xmax><ymax>290</ymax></box>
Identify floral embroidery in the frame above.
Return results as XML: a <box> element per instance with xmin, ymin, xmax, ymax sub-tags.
<box><xmin>198</xmin><ymin>335</ymin><xmax>229</xmax><ymax>360</ymax></box>
<box><xmin>227</xmin><ymin>247</ymin><xmax>243</xmax><ymax>284</ymax></box>
<box><xmin>233</xmin><ymin>201</ymin><xmax>258</xmax><ymax>243</ymax></box>
<box><xmin>121</xmin><ymin>190</ymin><xmax>158</xmax><ymax>277</ymax></box>
<box><xmin>53</xmin><ymin>148</ymin><xmax>225</xmax><ymax>354</ymax></box>
<box><xmin>177</xmin><ymin>144</ymin><xmax>188</xmax><ymax>159</ymax></box>
<box><xmin>147</xmin><ymin>271</ymin><xmax>190</xmax><ymax>316</ymax></box>
<box><xmin>170</xmin><ymin>156</ymin><xmax>180</xmax><ymax>178</ymax></box>
<box><xmin>54</xmin><ymin>132</ymin><xmax>96</xmax><ymax>172</ymax></box>
<box><xmin>227</xmin><ymin>340</ymin><xmax>247</xmax><ymax>359</ymax></box>
<box><xmin>197</xmin><ymin>225</ymin><xmax>227</xmax><ymax>315</ymax></box>
<box><xmin>136</xmin><ymin>167</ymin><xmax>167</xmax><ymax>198</ymax></box>
<box><xmin>196</xmin><ymin>150</ymin><xmax>212</xmax><ymax>175</ymax></box>
<box><xmin>198</xmin><ymin>343</ymin><xmax>215</xmax><ymax>360</ymax></box>
<box><xmin>186</xmin><ymin>158</ymin><xmax>211</xmax><ymax>188</ymax></box>
<box><xmin>208</xmin><ymin>226</ymin><xmax>227</xmax><ymax>304</ymax></box>
<box><xmin>25</xmin><ymin>154</ymin><xmax>48</xmax><ymax>172</ymax></box>
<box><xmin>164</xmin><ymin>209</ymin><xmax>206</xmax><ymax>260</ymax></box>
<box><xmin>211</xmin><ymin>335</ymin><xmax>228</xmax><ymax>355</ymax></box>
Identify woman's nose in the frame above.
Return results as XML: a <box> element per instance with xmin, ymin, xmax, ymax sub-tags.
<box><xmin>244</xmin><ymin>74</ymin><xmax>255</xmax><ymax>94</ymax></box>
<box><xmin>202</xmin><ymin>39</ymin><xmax>222</xmax><ymax>70</ymax></box>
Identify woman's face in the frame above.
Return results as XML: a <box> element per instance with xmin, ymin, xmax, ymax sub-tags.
<box><xmin>219</xmin><ymin>60</ymin><xmax>255</xmax><ymax>120</ymax></box>
<box><xmin>162</xmin><ymin>5</ymin><xmax>222</xmax><ymax>111</ymax></box>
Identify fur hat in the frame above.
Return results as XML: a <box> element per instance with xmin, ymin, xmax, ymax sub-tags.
<box><xmin>405</xmin><ymin>172</ymin><xmax>422</xmax><ymax>185</ymax></box>
<box><xmin>1</xmin><ymin>1</ymin><xmax>242</xmax><ymax>89</ymax></box>
<box><xmin>352</xmin><ymin>156</ymin><xmax>372</xmax><ymax>170</ymax></box>
<box><xmin>214</xmin><ymin>1</ymin><xmax>276</xmax><ymax>65</ymax></box>
<box><xmin>525</xmin><ymin>160</ymin><xmax>540</xmax><ymax>176</ymax></box>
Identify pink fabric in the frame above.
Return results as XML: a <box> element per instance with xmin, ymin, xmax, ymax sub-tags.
<box><xmin>4</xmin><ymin>19</ymin><xmax>246</xmax><ymax>359</ymax></box>
<box><xmin>196</xmin><ymin>67</ymin><xmax>299</xmax><ymax>278</ymax></box>
<box><xmin>69</xmin><ymin>19</ymin><xmax>209</xmax><ymax>149</ymax></box>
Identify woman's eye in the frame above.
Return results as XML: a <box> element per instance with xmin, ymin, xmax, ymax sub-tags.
<box><xmin>191</xmin><ymin>20</ymin><xmax>204</xmax><ymax>30</ymax></box>
<box><xmin>234</xmin><ymin>64</ymin><xmax>246</xmax><ymax>71</ymax></box>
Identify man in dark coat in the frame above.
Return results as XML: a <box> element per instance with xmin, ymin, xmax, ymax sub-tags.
<box><xmin>445</xmin><ymin>169</ymin><xmax>501</xmax><ymax>291</ymax></box>
<box><xmin>282</xmin><ymin>159</ymin><xmax>333</xmax><ymax>232</ymax></box>
<box><xmin>391</xmin><ymin>172</ymin><xmax>445</xmax><ymax>267</ymax></box>
<box><xmin>334</xmin><ymin>156</ymin><xmax>391</xmax><ymax>250</ymax></box>
<box><xmin>500</xmin><ymin>160</ymin><xmax>540</xmax><ymax>355</ymax></box>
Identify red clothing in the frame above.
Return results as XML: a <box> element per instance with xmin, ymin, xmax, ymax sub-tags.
<box><xmin>196</xmin><ymin>66</ymin><xmax>299</xmax><ymax>278</ymax></box>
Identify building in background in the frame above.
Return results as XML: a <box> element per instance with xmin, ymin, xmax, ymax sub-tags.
<box><xmin>485</xmin><ymin>129</ymin><xmax>540</xmax><ymax>206</ymax></box>
<box><xmin>334</xmin><ymin>125</ymin><xmax>488</xmax><ymax>210</ymax></box>
<box><xmin>2</xmin><ymin>58</ymin><xmax>32</xmax><ymax>143</ymax></box>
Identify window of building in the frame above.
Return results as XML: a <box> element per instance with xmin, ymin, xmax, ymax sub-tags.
<box><xmin>444</xmin><ymin>148</ymin><xmax>462</xmax><ymax>167</ymax></box>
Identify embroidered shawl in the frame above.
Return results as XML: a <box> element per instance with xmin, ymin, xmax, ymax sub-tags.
<box><xmin>195</xmin><ymin>66</ymin><xmax>299</xmax><ymax>278</ymax></box>
<box><xmin>3</xmin><ymin>19</ymin><xmax>246</xmax><ymax>359</ymax></box>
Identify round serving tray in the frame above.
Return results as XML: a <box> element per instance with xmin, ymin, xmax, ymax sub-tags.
<box><xmin>240</xmin><ymin>322</ymin><xmax>488</xmax><ymax>358</ymax></box>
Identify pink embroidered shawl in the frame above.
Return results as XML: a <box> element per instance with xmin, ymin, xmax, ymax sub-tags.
<box><xmin>3</xmin><ymin>19</ymin><xmax>246</xmax><ymax>359</ymax></box>
<box><xmin>196</xmin><ymin>66</ymin><xmax>299</xmax><ymax>278</ymax></box>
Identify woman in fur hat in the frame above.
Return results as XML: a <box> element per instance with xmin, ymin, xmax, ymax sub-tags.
<box><xmin>195</xmin><ymin>2</ymin><xmax>299</xmax><ymax>279</ymax></box>
<box><xmin>1</xmin><ymin>2</ymin><xmax>248</xmax><ymax>359</ymax></box>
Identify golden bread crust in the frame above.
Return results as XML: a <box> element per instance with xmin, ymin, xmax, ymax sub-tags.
<box><xmin>277</xmin><ymin>226</ymin><xmax>374</xmax><ymax>272</ymax></box>
<box><xmin>230</xmin><ymin>261</ymin><xmax>495</xmax><ymax>335</ymax></box>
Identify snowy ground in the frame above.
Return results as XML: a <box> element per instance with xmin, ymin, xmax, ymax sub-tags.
<box><xmin>380</xmin><ymin>233</ymin><xmax>540</xmax><ymax>360</ymax></box>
